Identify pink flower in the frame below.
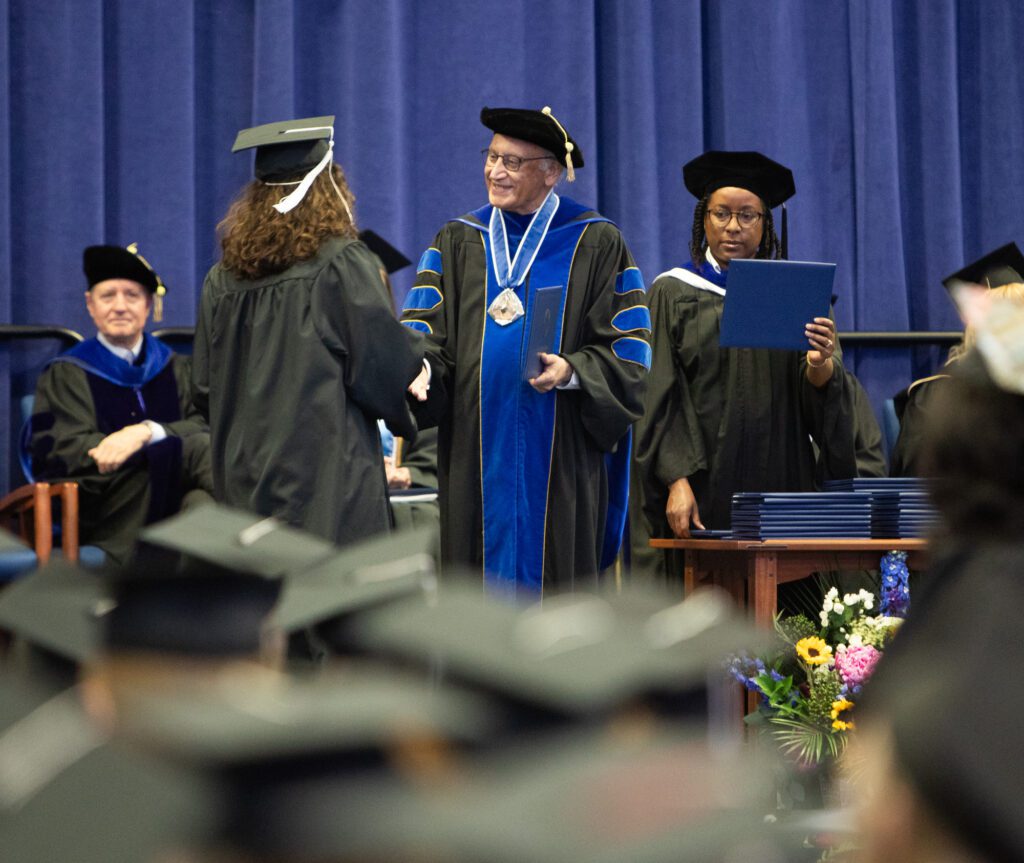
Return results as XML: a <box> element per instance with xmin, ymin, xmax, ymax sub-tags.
<box><xmin>835</xmin><ymin>645</ymin><xmax>881</xmax><ymax>688</ymax></box>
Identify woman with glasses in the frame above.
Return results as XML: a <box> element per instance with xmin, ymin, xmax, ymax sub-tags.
<box><xmin>633</xmin><ymin>151</ymin><xmax>856</xmax><ymax>572</ymax></box>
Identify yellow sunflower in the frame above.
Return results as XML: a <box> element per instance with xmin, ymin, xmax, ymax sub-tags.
<box><xmin>795</xmin><ymin>636</ymin><xmax>832</xmax><ymax>666</ymax></box>
<box><xmin>831</xmin><ymin>698</ymin><xmax>855</xmax><ymax>731</ymax></box>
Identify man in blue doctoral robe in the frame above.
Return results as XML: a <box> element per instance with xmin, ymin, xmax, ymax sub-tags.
<box><xmin>24</xmin><ymin>244</ymin><xmax>212</xmax><ymax>564</ymax></box>
<box><xmin>402</xmin><ymin>106</ymin><xmax>650</xmax><ymax>599</ymax></box>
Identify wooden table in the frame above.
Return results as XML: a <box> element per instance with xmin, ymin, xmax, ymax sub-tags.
<box><xmin>650</xmin><ymin>538</ymin><xmax>928</xmax><ymax>627</ymax></box>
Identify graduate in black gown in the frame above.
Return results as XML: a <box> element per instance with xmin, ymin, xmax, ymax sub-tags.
<box><xmin>891</xmin><ymin>243</ymin><xmax>1024</xmax><ymax>477</ymax></box>
<box><xmin>193</xmin><ymin>116</ymin><xmax>423</xmax><ymax>546</ymax></box>
<box><xmin>634</xmin><ymin>152</ymin><xmax>856</xmax><ymax>572</ymax></box>
<box><xmin>25</xmin><ymin>244</ymin><xmax>212</xmax><ymax>564</ymax></box>
<box><xmin>401</xmin><ymin>107</ymin><xmax>649</xmax><ymax>599</ymax></box>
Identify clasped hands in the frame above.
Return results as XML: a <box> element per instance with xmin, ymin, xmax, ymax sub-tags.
<box><xmin>88</xmin><ymin>423</ymin><xmax>152</xmax><ymax>474</ymax></box>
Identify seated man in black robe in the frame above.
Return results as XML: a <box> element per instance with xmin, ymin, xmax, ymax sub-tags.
<box><xmin>24</xmin><ymin>244</ymin><xmax>212</xmax><ymax>564</ymax></box>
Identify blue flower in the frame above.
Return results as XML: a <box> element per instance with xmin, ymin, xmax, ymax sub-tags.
<box><xmin>879</xmin><ymin>550</ymin><xmax>911</xmax><ymax>618</ymax></box>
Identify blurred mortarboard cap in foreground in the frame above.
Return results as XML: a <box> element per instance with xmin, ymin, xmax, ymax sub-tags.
<box><xmin>861</xmin><ymin>544</ymin><xmax>1024</xmax><ymax>863</ymax></box>
<box><xmin>683</xmin><ymin>150</ymin><xmax>796</xmax><ymax>208</ymax></box>
<box><xmin>348</xmin><ymin>584</ymin><xmax>761</xmax><ymax>728</ymax></box>
<box><xmin>0</xmin><ymin>561</ymin><xmax>103</xmax><ymax>684</ymax></box>
<box><xmin>481</xmin><ymin>105</ymin><xmax>583</xmax><ymax>181</ymax></box>
<box><xmin>270</xmin><ymin>525</ymin><xmax>438</xmax><ymax>650</ymax></box>
<box><xmin>0</xmin><ymin>673</ymin><xmax>217</xmax><ymax>863</ymax></box>
<box><xmin>412</xmin><ymin>729</ymin><xmax>784</xmax><ymax>863</ymax></box>
<box><xmin>0</xmin><ymin>526</ymin><xmax>30</xmax><ymax>553</ymax></box>
<box><xmin>112</xmin><ymin>667</ymin><xmax>498</xmax><ymax>860</ymax></box>
<box><xmin>106</xmin><ymin>504</ymin><xmax>337</xmax><ymax>657</ymax></box>
<box><xmin>942</xmin><ymin>241</ymin><xmax>1024</xmax><ymax>292</ymax></box>
<box><xmin>137</xmin><ymin>502</ymin><xmax>336</xmax><ymax>577</ymax></box>
<box><xmin>360</xmin><ymin>229</ymin><xmax>412</xmax><ymax>275</ymax></box>
<box><xmin>0</xmin><ymin>527</ymin><xmax>37</xmax><ymax>581</ymax></box>
<box><xmin>115</xmin><ymin>665</ymin><xmax>496</xmax><ymax>767</ymax></box>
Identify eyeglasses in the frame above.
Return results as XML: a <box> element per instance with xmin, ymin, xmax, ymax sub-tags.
<box><xmin>482</xmin><ymin>149</ymin><xmax>552</xmax><ymax>172</ymax></box>
<box><xmin>706</xmin><ymin>207</ymin><xmax>765</xmax><ymax>228</ymax></box>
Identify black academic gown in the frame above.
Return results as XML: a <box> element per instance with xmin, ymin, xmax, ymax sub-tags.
<box><xmin>823</xmin><ymin>370</ymin><xmax>887</xmax><ymax>480</ymax></box>
<box><xmin>634</xmin><ymin>261</ymin><xmax>857</xmax><ymax>542</ymax></box>
<box><xmin>193</xmin><ymin>236</ymin><xmax>423</xmax><ymax>547</ymax></box>
<box><xmin>401</xmin><ymin>201</ymin><xmax>649</xmax><ymax>596</ymax></box>
<box><xmin>26</xmin><ymin>338</ymin><xmax>211</xmax><ymax>564</ymax></box>
<box><xmin>889</xmin><ymin>373</ymin><xmax>951</xmax><ymax>477</ymax></box>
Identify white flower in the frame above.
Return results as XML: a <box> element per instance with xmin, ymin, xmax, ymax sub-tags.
<box><xmin>823</xmin><ymin>600</ymin><xmax>834</xmax><ymax>613</ymax></box>
<box><xmin>843</xmin><ymin>593</ymin><xmax>858</xmax><ymax>606</ymax></box>
<box><xmin>848</xmin><ymin>634</ymin><xmax>864</xmax><ymax>647</ymax></box>
<box><xmin>863</xmin><ymin>597</ymin><xmax>874</xmax><ymax>611</ymax></box>
<box><xmin>833</xmin><ymin>603</ymin><xmax>844</xmax><ymax>614</ymax></box>
<box><xmin>825</xmin><ymin>587</ymin><xmax>839</xmax><ymax>600</ymax></box>
<box><xmin>820</xmin><ymin>612</ymin><xmax>829</xmax><ymax>625</ymax></box>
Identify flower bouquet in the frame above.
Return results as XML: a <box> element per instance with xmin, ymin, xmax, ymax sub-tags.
<box><xmin>730</xmin><ymin>552</ymin><xmax>910</xmax><ymax>765</ymax></box>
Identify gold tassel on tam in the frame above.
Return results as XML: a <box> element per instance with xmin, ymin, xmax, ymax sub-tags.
<box><xmin>153</xmin><ymin>285</ymin><xmax>165</xmax><ymax>322</ymax></box>
<box><xmin>125</xmin><ymin>242</ymin><xmax>167</xmax><ymax>321</ymax></box>
<box><xmin>541</xmin><ymin>105</ymin><xmax>576</xmax><ymax>183</ymax></box>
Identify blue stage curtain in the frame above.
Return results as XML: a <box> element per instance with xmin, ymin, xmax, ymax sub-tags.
<box><xmin>2</xmin><ymin>0</ymin><xmax>1023</xmax><ymax>486</ymax></box>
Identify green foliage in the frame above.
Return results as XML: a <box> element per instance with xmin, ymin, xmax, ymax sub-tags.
<box><xmin>771</xmin><ymin>716</ymin><xmax>846</xmax><ymax>766</ymax></box>
<box><xmin>778</xmin><ymin>613</ymin><xmax>817</xmax><ymax>645</ymax></box>
<box><xmin>807</xmin><ymin>667</ymin><xmax>843</xmax><ymax>724</ymax></box>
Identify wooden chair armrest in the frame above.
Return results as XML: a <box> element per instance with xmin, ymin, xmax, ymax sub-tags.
<box><xmin>0</xmin><ymin>481</ymin><xmax>80</xmax><ymax>564</ymax></box>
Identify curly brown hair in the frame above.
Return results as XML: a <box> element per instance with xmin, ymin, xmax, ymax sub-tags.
<box><xmin>217</xmin><ymin>163</ymin><xmax>358</xmax><ymax>280</ymax></box>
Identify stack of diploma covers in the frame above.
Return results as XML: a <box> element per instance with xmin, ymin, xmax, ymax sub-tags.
<box><xmin>729</xmin><ymin>492</ymin><xmax>873</xmax><ymax>540</ymax></box>
<box><xmin>822</xmin><ymin>477</ymin><xmax>938</xmax><ymax>538</ymax></box>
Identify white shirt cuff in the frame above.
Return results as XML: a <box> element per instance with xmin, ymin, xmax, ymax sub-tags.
<box><xmin>143</xmin><ymin>420</ymin><xmax>167</xmax><ymax>444</ymax></box>
<box><xmin>556</xmin><ymin>371</ymin><xmax>580</xmax><ymax>390</ymax></box>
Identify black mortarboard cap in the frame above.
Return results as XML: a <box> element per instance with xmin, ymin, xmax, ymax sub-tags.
<box><xmin>359</xmin><ymin>229</ymin><xmax>412</xmax><ymax>275</ymax></box>
<box><xmin>942</xmin><ymin>242</ymin><xmax>1024</xmax><ymax>291</ymax></box>
<box><xmin>232</xmin><ymin>115</ymin><xmax>335</xmax><ymax>182</ymax></box>
<box><xmin>82</xmin><ymin>243</ymin><xmax>164</xmax><ymax>294</ymax></box>
<box><xmin>0</xmin><ymin>674</ymin><xmax>219</xmax><ymax>863</ymax></box>
<box><xmin>862</xmin><ymin>543</ymin><xmax>1024</xmax><ymax>863</ymax></box>
<box><xmin>481</xmin><ymin>105</ymin><xmax>584</xmax><ymax>178</ymax></box>
<box><xmin>683</xmin><ymin>150</ymin><xmax>796</xmax><ymax>208</ymax></box>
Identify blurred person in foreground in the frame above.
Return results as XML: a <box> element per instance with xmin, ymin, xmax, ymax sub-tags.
<box><xmin>193</xmin><ymin>116</ymin><xmax>423</xmax><ymax>546</ymax></box>
<box><xmin>24</xmin><ymin>244</ymin><xmax>212</xmax><ymax>565</ymax></box>
<box><xmin>851</xmin><ymin>298</ymin><xmax>1024</xmax><ymax>863</ymax></box>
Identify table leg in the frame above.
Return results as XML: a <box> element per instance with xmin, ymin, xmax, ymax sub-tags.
<box><xmin>683</xmin><ymin>549</ymin><xmax>697</xmax><ymax>596</ymax></box>
<box><xmin>748</xmin><ymin>550</ymin><xmax>779</xmax><ymax>629</ymax></box>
